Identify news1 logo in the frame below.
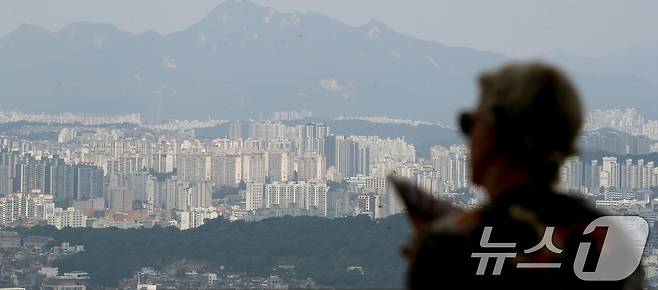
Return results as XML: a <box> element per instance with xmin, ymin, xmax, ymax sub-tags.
<box><xmin>471</xmin><ymin>216</ymin><xmax>649</xmax><ymax>281</ymax></box>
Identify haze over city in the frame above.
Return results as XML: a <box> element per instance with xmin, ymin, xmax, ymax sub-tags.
<box><xmin>2</xmin><ymin>0</ymin><xmax>658</xmax><ymax>57</ymax></box>
<box><xmin>0</xmin><ymin>1</ymin><xmax>657</xmax><ymax>290</ymax></box>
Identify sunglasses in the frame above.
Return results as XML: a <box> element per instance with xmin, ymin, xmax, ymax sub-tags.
<box><xmin>459</xmin><ymin>111</ymin><xmax>475</xmax><ymax>136</ymax></box>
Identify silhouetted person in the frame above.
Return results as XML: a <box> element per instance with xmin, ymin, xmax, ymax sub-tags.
<box><xmin>392</xmin><ymin>62</ymin><xmax>644</xmax><ymax>290</ymax></box>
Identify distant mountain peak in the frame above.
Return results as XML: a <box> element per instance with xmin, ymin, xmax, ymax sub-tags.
<box><xmin>366</xmin><ymin>18</ymin><xmax>386</xmax><ymax>27</ymax></box>
<box><xmin>0</xmin><ymin>0</ymin><xmax>655</xmax><ymax>122</ymax></box>
<box><xmin>138</xmin><ymin>30</ymin><xmax>163</xmax><ymax>38</ymax></box>
<box><xmin>196</xmin><ymin>0</ymin><xmax>277</xmax><ymax>29</ymax></box>
<box><xmin>57</xmin><ymin>22</ymin><xmax>128</xmax><ymax>36</ymax></box>
<box><xmin>208</xmin><ymin>0</ymin><xmax>267</xmax><ymax>16</ymax></box>
<box><xmin>360</xmin><ymin>19</ymin><xmax>391</xmax><ymax>40</ymax></box>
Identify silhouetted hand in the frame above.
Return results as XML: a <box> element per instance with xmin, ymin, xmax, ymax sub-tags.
<box><xmin>388</xmin><ymin>175</ymin><xmax>458</xmax><ymax>229</ymax></box>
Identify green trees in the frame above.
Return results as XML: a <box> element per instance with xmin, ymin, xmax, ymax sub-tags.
<box><xmin>17</xmin><ymin>215</ymin><xmax>410</xmax><ymax>288</ymax></box>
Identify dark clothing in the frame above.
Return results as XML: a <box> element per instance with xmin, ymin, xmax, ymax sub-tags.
<box><xmin>407</xmin><ymin>187</ymin><xmax>644</xmax><ymax>290</ymax></box>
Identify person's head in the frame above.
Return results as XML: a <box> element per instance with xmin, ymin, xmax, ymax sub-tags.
<box><xmin>460</xmin><ymin>61</ymin><xmax>583</xmax><ymax>189</ymax></box>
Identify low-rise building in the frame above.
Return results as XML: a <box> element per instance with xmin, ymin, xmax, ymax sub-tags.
<box><xmin>47</xmin><ymin>208</ymin><xmax>87</xmax><ymax>229</ymax></box>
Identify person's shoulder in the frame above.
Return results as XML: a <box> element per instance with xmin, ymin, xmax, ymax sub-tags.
<box><xmin>492</xmin><ymin>188</ymin><xmax>603</xmax><ymax>224</ymax></box>
<box><xmin>533</xmin><ymin>191</ymin><xmax>603</xmax><ymax>222</ymax></box>
<box><xmin>410</xmin><ymin>210</ymin><xmax>483</xmax><ymax>258</ymax></box>
<box><xmin>409</xmin><ymin>210</ymin><xmax>482</xmax><ymax>276</ymax></box>
<box><xmin>427</xmin><ymin>209</ymin><xmax>483</xmax><ymax>236</ymax></box>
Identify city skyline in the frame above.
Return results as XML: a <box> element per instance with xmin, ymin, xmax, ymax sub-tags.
<box><xmin>1</xmin><ymin>108</ymin><xmax>658</xmax><ymax>288</ymax></box>
<box><xmin>0</xmin><ymin>1</ymin><xmax>657</xmax><ymax>289</ymax></box>
<box><xmin>1</xmin><ymin>108</ymin><xmax>657</xmax><ymax>226</ymax></box>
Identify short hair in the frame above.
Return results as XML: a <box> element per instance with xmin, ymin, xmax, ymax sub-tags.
<box><xmin>477</xmin><ymin>62</ymin><xmax>583</xmax><ymax>181</ymax></box>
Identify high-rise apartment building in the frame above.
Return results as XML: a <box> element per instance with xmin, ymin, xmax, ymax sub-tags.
<box><xmin>245</xmin><ymin>183</ymin><xmax>264</xmax><ymax>211</ymax></box>
<box><xmin>211</xmin><ymin>154</ymin><xmax>242</xmax><ymax>186</ymax></box>
<box><xmin>261</xmin><ymin>182</ymin><xmax>327</xmax><ymax>216</ymax></box>
<box><xmin>299</xmin><ymin>123</ymin><xmax>330</xmax><ymax>155</ymax></box>
<box><xmin>430</xmin><ymin>145</ymin><xmax>470</xmax><ymax>191</ymax></box>
<box><xmin>267</xmin><ymin>151</ymin><xmax>290</xmax><ymax>182</ymax></box>
<box><xmin>334</xmin><ymin>136</ymin><xmax>370</xmax><ymax>179</ymax></box>
<box><xmin>560</xmin><ymin>157</ymin><xmax>583</xmax><ymax>191</ymax></box>
<box><xmin>177</xmin><ymin>154</ymin><xmax>208</xmax><ymax>182</ymax></box>
<box><xmin>228</xmin><ymin>121</ymin><xmax>242</xmax><ymax>141</ymax></box>
<box><xmin>298</xmin><ymin>153</ymin><xmax>325</xmax><ymax>181</ymax></box>
<box><xmin>110</xmin><ymin>187</ymin><xmax>134</xmax><ymax>212</ymax></box>
<box><xmin>190</xmin><ymin>181</ymin><xmax>212</xmax><ymax>208</ymax></box>
<box><xmin>0</xmin><ymin>192</ymin><xmax>54</xmax><ymax>225</ymax></box>
<box><xmin>73</xmin><ymin>164</ymin><xmax>104</xmax><ymax>200</ymax></box>
<box><xmin>601</xmin><ymin>157</ymin><xmax>619</xmax><ymax>188</ymax></box>
<box><xmin>242</xmin><ymin>152</ymin><xmax>268</xmax><ymax>183</ymax></box>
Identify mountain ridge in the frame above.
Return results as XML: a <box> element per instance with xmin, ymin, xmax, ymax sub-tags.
<box><xmin>0</xmin><ymin>0</ymin><xmax>656</xmax><ymax>123</ymax></box>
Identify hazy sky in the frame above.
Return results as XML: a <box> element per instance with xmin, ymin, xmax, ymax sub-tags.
<box><xmin>1</xmin><ymin>0</ymin><xmax>657</xmax><ymax>57</ymax></box>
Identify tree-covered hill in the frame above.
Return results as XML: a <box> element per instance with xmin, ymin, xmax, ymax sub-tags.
<box><xmin>15</xmin><ymin>214</ymin><xmax>411</xmax><ymax>288</ymax></box>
